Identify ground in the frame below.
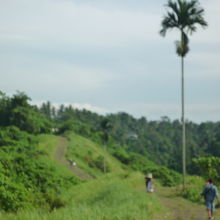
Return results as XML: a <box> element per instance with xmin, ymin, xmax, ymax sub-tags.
<box><xmin>55</xmin><ymin>136</ymin><xmax>220</xmax><ymax>220</ymax></box>
<box><xmin>54</xmin><ymin>136</ymin><xmax>93</xmax><ymax>180</ymax></box>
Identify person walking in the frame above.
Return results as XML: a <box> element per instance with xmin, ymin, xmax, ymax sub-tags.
<box><xmin>145</xmin><ymin>173</ymin><xmax>154</xmax><ymax>193</ymax></box>
<box><xmin>201</xmin><ymin>179</ymin><xmax>219</xmax><ymax>220</ymax></box>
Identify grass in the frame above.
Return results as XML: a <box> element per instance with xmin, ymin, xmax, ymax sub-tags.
<box><xmin>1</xmin><ymin>133</ymin><xmax>165</xmax><ymax>219</ymax></box>
<box><xmin>3</xmin><ymin>132</ymin><xmax>217</xmax><ymax>220</ymax></box>
<box><xmin>65</xmin><ymin>132</ymin><xmax>125</xmax><ymax>177</ymax></box>
<box><xmin>37</xmin><ymin>134</ymin><xmax>59</xmax><ymax>158</ymax></box>
<box><xmin>2</xmin><ymin>172</ymin><xmax>164</xmax><ymax>220</ymax></box>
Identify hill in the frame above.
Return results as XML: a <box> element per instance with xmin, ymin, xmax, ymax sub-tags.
<box><xmin>0</xmin><ymin>132</ymin><xmax>166</xmax><ymax>219</ymax></box>
<box><xmin>2</xmin><ymin>132</ymin><xmax>220</xmax><ymax>220</ymax></box>
<box><xmin>1</xmin><ymin>91</ymin><xmax>220</xmax><ymax>219</ymax></box>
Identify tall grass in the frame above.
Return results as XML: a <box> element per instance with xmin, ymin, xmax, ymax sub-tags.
<box><xmin>2</xmin><ymin>172</ymin><xmax>164</xmax><ymax>220</ymax></box>
<box><xmin>65</xmin><ymin>133</ymin><xmax>124</xmax><ymax>177</ymax></box>
<box><xmin>37</xmin><ymin>134</ymin><xmax>59</xmax><ymax>158</ymax></box>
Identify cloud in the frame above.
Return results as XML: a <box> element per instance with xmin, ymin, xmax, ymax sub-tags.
<box><xmin>0</xmin><ymin>0</ymin><xmax>161</xmax><ymax>50</ymax></box>
<box><xmin>188</xmin><ymin>51</ymin><xmax>220</xmax><ymax>77</ymax></box>
<box><xmin>33</xmin><ymin>101</ymin><xmax>109</xmax><ymax>115</ymax></box>
<box><xmin>0</xmin><ymin>0</ymin><xmax>219</xmax><ymax>122</ymax></box>
<box><xmin>0</xmin><ymin>52</ymin><xmax>113</xmax><ymax>94</ymax></box>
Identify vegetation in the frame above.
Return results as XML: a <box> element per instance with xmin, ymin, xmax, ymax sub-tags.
<box><xmin>1</xmin><ymin>173</ymin><xmax>165</xmax><ymax>220</ymax></box>
<box><xmin>0</xmin><ymin>126</ymin><xmax>80</xmax><ymax>212</ymax></box>
<box><xmin>0</xmin><ymin>90</ymin><xmax>220</xmax><ymax>219</ymax></box>
<box><xmin>0</xmin><ymin>91</ymin><xmax>52</xmax><ymax>134</ymax></box>
<box><xmin>193</xmin><ymin>157</ymin><xmax>220</xmax><ymax>184</ymax></box>
<box><xmin>47</xmin><ymin>103</ymin><xmax>220</xmax><ymax>176</ymax></box>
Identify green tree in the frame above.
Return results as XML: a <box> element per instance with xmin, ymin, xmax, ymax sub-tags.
<box><xmin>40</xmin><ymin>101</ymin><xmax>53</xmax><ymax>119</ymax></box>
<box><xmin>0</xmin><ymin>91</ymin><xmax>10</xmax><ymax>126</ymax></box>
<box><xmin>193</xmin><ymin>157</ymin><xmax>220</xmax><ymax>184</ymax></box>
<box><xmin>160</xmin><ymin>0</ymin><xmax>207</xmax><ymax>188</ymax></box>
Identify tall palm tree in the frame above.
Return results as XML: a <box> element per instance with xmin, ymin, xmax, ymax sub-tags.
<box><xmin>100</xmin><ymin>119</ymin><xmax>113</xmax><ymax>173</ymax></box>
<box><xmin>160</xmin><ymin>0</ymin><xmax>207</xmax><ymax>189</ymax></box>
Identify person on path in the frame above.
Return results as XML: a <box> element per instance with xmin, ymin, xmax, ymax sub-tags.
<box><xmin>201</xmin><ymin>179</ymin><xmax>219</xmax><ymax>220</ymax></box>
<box><xmin>145</xmin><ymin>173</ymin><xmax>154</xmax><ymax>193</ymax></box>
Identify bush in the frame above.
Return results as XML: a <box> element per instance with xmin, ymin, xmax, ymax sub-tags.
<box><xmin>0</xmin><ymin>174</ymin><xmax>32</xmax><ymax>212</ymax></box>
<box><xmin>193</xmin><ymin>157</ymin><xmax>220</xmax><ymax>184</ymax></box>
<box><xmin>94</xmin><ymin>156</ymin><xmax>110</xmax><ymax>173</ymax></box>
<box><xmin>0</xmin><ymin>127</ymin><xmax>81</xmax><ymax>212</ymax></box>
<box><xmin>149</xmin><ymin>167</ymin><xmax>181</xmax><ymax>187</ymax></box>
<box><xmin>181</xmin><ymin>187</ymin><xmax>203</xmax><ymax>203</ymax></box>
<box><xmin>113</xmin><ymin>150</ymin><xmax>181</xmax><ymax>186</ymax></box>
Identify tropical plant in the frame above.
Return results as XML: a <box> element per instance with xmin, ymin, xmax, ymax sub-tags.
<box><xmin>160</xmin><ymin>0</ymin><xmax>207</xmax><ymax>188</ymax></box>
<box><xmin>193</xmin><ymin>157</ymin><xmax>220</xmax><ymax>184</ymax></box>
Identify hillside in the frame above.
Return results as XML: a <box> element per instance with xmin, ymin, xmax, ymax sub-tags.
<box><xmin>0</xmin><ymin>133</ymin><xmax>164</xmax><ymax>219</ymax></box>
<box><xmin>1</xmin><ymin>132</ymin><xmax>219</xmax><ymax>220</ymax></box>
<box><xmin>1</xmin><ymin>92</ymin><xmax>220</xmax><ymax>219</ymax></box>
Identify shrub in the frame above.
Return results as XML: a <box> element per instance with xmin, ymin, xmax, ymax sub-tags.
<box><xmin>0</xmin><ymin>127</ymin><xmax>81</xmax><ymax>212</ymax></box>
<box><xmin>193</xmin><ymin>157</ymin><xmax>220</xmax><ymax>184</ymax></box>
<box><xmin>181</xmin><ymin>187</ymin><xmax>203</xmax><ymax>203</ymax></box>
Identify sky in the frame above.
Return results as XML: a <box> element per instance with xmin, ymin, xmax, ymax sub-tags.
<box><xmin>0</xmin><ymin>0</ymin><xmax>219</xmax><ymax>122</ymax></box>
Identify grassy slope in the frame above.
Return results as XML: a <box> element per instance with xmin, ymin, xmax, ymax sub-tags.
<box><xmin>154</xmin><ymin>183</ymin><xmax>220</xmax><ymax>220</ymax></box>
<box><xmin>1</xmin><ymin>133</ymin><xmax>165</xmax><ymax>220</ymax></box>
<box><xmin>4</xmin><ymin>132</ymin><xmax>219</xmax><ymax>220</ymax></box>
<box><xmin>65</xmin><ymin>132</ymin><xmax>125</xmax><ymax>177</ymax></box>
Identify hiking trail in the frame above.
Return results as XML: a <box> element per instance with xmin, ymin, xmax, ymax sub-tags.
<box><xmin>54</xmin><ymin>136</ymin><xmax>93</xmax><ymax>180</ymax></box>
<box><xmin>153</xmin><ymin>186</ymin><xmax>220</xmax><ymax>220</ymax></box>
<box><xmin>54</xmin><ymin>136</ymin><xmax>220</xmax><ymax>220</ymax></box>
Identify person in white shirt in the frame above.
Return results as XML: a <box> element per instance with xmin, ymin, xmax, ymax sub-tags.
<box><xmin>145</xmin><ymin>173</ymin><xmax>154</xmax><ymax>193</ymax></box>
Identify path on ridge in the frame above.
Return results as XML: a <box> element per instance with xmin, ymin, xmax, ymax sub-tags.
<box><xmin>54</xmin><ymin>136</ymin><xmax>93</xmax><ymax>180</ymax></box>
<box><xmin>54</xmin><ymin>136</ymin><xmax>220</xmax><ymax>219</ymax></box>
<box><xmin>153</xmin><ymin>186</ymin><xmax>220</xmax><ymax>220</ymax></box>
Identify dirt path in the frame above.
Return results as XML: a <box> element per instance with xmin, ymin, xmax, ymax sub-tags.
<box><xmin>54</xmin><ymin>137</ymin><xmax>219</xmax><ymax>219</ymax></box>
<box><xmin>54</xmin><ymin>136</ymin><xmax>93</xmax><ymax>180</ymax></box>
<box><xmin>154</xmin><ymin>186</ymin><xmax>220</xmax><ymax>220</ymax></box>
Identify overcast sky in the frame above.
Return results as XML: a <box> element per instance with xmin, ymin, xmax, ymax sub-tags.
<box><xmin>0</xmin><ymin>0</ymin><xmax>219</xmax><ymax>122</ymax></box>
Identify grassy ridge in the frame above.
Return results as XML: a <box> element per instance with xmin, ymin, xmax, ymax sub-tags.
<box><xmin>65</xmin><ymin>132</ymin><xmax>125</xmax><ymax>177</ymax></box>
<box><xmin>1</xmin><ymin>133</ymin><xmax>166</xmax><ymax>219</ymax></box>
<box><xmin>2</xmin><ymin>173</ymin><xmax>164</xmax><ymax>220</ymax></box>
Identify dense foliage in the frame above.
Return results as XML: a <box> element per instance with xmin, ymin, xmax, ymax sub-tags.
<box><xmin>0</xmin><ymin>92</ymin><xmax>81</xmax><ymax>212</ymax></box>
<box><xmin>1</xmin><ymin>91</ymin><xmax>220</xmax><ymax>213</ymax></box>
<box><xmin>193</xmin><ymin>157</ymin><xmax>220</xmax><ymax>184</ymax></box>
<box><xmin>0</xmin><ymin>126</ymin><xmax>80</xmax><ymax>212</ymax></box>
<box><xmin>0</xmin><ymin>91</ymin><xmax>52</xmax><ymax>134</ymax></box>
<box><xmin>41</xmin><ymin>102</ymin><xmax>220</xmax><ymax>175</ymax></box>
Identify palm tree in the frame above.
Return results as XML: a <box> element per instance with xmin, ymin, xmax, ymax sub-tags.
<box><xmin>160</xmin><ymin>0</ymin><xmax>207</xmax><ymax>189</ymax></box>
<box><xmin>100</xmin><ymin>119</ymin><xmax>113</xmax><ymax>173</ymax></box>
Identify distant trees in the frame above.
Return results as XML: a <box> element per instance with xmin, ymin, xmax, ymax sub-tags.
<box><xmin>47</xmin><ymin>103</ymin><xmax>220</xmax><ymax>176</ymax></box>
<box><xmin>3</xmin><ymin>91</ymin><xmax>219</xmax><ymax>178</ymax></box>
<box><xmin>193</xmin><ymin>157</ymin><xmax>220</xmax><ymax>184</ymax></box>
<box><xmin>0</xmin><ymin>126</ymin><xmax>80</xmax><ymax>212</ymax></box>
<box><xmin>0</xmin><ymin>91</ymin><xmax>52</xmax><ymax>134</ymax></box>
<box><xmin>40</xmin><ymin>101</ymin><xmax>56</xmax><ymax>119</ymax></box>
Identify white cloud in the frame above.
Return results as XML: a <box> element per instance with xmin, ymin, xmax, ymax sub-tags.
<box><xmin>0</xmin><ymin>53</ymin><xmax>113</xmax><ymax>92</ymax></box>
<box><xmin>0</xmin><ymin>0</ymin><xmax>219</xmax><ymax>122</ymax></box>
<box><xmin>33</xmin><ymin>101</ymin><xmax>109</xmax><ymax>115</ymax></box>
<box><xmin>0</xmin><ymin>0</ymin><xmax>161</xmax><ymax>49</ymax></box>
<box><xmin>187</xmin><ymin>51</ymin><xmax>220</xmax><ymax>76</ymax></box>
<box><xmin>66</xmin><ymin>103</ymin><xmax>109</xmax><ymax>115</ymax></box>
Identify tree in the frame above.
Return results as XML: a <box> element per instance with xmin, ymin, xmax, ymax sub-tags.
<box><xmin>160</xmin><ymin>0</ymin><xmax>207</xmax><ymax>189</ymax></box>
<box><xmin>40</xmin><ymin>101</ymin><xmax>53</xmax><ymax>119</ymax></box>
<box><xmin>100</xmin><ymin>119</ymin><xmax>113</xmax><ymax>173</ymax></box>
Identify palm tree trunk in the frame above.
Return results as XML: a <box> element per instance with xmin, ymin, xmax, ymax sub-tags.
<box><xmin>104</xmin><ymin>143</ymin><xmax>106</xmax><ymax>173</ymax></box>
<box><xmin>181</xmin><ymin>55</ymin><xmax>186</xmax><ymax>190</ymax></box>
